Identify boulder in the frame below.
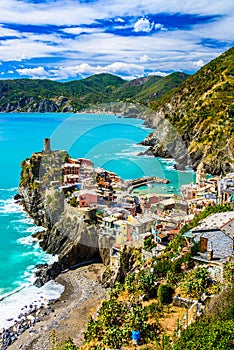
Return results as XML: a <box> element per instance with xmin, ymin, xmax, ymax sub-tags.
<box><xmin>34</xmin><ymin>262</ymin><xmax>62</xmax><ymax>287</ymax></box>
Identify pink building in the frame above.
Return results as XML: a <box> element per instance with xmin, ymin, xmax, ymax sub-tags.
<box><xmin>78</xmin><ymin>190</ymin><xmax>98</xmax><ymax>207</ymax></box>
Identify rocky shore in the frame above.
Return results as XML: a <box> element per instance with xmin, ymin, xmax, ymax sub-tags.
<box><xmin>5</xmin><ymin>263</ymin><xmax>106</xmax><ymax>350</ymax></box>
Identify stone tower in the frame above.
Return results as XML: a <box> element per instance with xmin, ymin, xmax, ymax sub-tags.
<box><xmin>196</xmin><ymin>162</ymin><xmax>206</xmax><ymax>185</ymax></box>
<box><xmin>43</xmin><ymin>138</ymin><xmax>51</xmax><ymax>154</ymax></box>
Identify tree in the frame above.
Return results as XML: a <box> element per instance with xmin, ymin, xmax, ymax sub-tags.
<box><xmin>157</xmin><ymin>284</ymin><xmax>174</xmax><ymax>305</ymax></box>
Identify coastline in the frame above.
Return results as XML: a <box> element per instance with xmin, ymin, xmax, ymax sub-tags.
<box><xmin>7</xmin><ymin>263</ymin><xmax>107</xmax><ymax>350</ymax></box>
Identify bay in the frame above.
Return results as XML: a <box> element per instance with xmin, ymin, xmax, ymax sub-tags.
<box><xmin>0</xmin><ymin>112</ymin><xmax>194</xmax><ymax>328</ymax></box>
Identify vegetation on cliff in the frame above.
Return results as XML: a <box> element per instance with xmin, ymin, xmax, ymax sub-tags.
<box><xmin>146</xmin><ymin>46</ymin><xmax>234</xmax><ymax>175</ymax></box>
<box><xmin>49</xmin><ymin>234</ymin><xmax>234</xmax><ymax>349</ymax></box>
<box><xmin>172</xmin><ymin>286</ymin><xmax>234</xmax><ymax>350</ymax></box>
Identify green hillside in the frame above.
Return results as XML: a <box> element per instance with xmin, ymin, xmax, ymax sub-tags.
<box><xmin>136</xmin><ymin>72</ymin><xmax>188</xmax><ymax>103</ymax></box>
<box><xmin>0</xmin><ymin>73</ymin><xmax>126</xmax><ymax>112</ymax></box>
<box><xmin>111</xmin><ymin>75</ymin><xmax>163</xmax><ymax>101</ymax></box>
<box><xmin>0</xmin><ymin>72</ymin><xmax>188</xmax><ymax>113</ymax></box>
<box><xmin>146</xmin><ymin>46</ymin><xmax>234</xmax><ymax>175</ymax></box>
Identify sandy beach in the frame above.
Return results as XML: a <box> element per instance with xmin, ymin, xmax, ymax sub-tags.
<box><xmin>7</xmin><ymin>263</ymin><xmax>107</xmax><ymax>350</ymax></box>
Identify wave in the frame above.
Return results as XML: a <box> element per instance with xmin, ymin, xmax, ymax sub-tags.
<box><xmin>22</xmin><ymin>265</ymin><xmax>37</xmax><ymax>284</ymax></box>
<box><xmin>20</xmin><ymin>251</ymin><xmax>45</xmax><ymax>258</ymax></box>
<box><xmin>116</xmin><ymin>150</ymin><xmax>140</xmax><ymax>157</ymax></box>
<box><xmin>0</xmin><ymin>280</ymin><xmax>64</xmax><ymax>329</ymax></box>
<box><xmin>0</xmin><ymin>197</ymin><xmax>24</xmax><ymax>214</ymax></box>
<box><xmin>160</xmin><ymin>158</ymin><xmax>176</xmax><ymax>164</ymax></box>
<box><xmin>165</xmin><ymin>165</ymin><xmax>176</xmax><ymax>171</ymax></box>
<box><xmin>0</xmin><ymin>187</ymin><xmax>18</xmax><ymax>192</ymax></box>
<box><xmin>139</xmin><ymin>125</ymin><xmax>154</xmax><ymax>131</ymax></box>
<box><xmin>17</xmin><ymin>235</ymin><xmax>37</xmax><ymax>246</ymax></box>
<box><xmin>12</xmin><ymin>217</ymin><xmax>33</xmax><ymax>225</ymax></box>
<box><xmin>25</xmin><ymin>226</ymin><xmax>45</xmax><ymax>234</ymax></box>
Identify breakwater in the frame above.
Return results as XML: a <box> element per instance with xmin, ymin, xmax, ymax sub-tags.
<box><xmin>126</xmin><ymin>175</ymin><xmax>169</xmax><ymax>191</ymax></box>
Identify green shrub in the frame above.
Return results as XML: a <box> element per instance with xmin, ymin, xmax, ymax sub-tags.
<box><xmin>69</xmin><ymin>197</ymin><xmax>78</xmax><ymax>207</ymax></box>
<box><xmin>157</xmin><ymin>284</ymin><xmax>174</xmax><ymax>304</ymax></box>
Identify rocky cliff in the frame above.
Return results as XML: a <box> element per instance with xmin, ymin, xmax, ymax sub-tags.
<box><xmin>144</xmin><ymin>46</ymin><xmax>234</xmax><ymax>175</ymax></box>
<box><xmin>17</xmin><ymin>151</ymin><xmax>114</xmax><ymax>285</ymax></box>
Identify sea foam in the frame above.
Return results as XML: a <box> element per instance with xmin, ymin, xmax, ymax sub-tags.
<box><xmin>0</xmin><ymin>197</ymin><xmax>24</xmax><ymax>214</ymax></box>
<box><xmin>0</xmin><ymin>280</ymin><xmax>65</xmax><ymax>329</ymax></box>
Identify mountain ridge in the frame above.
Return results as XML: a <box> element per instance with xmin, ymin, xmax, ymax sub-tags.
<box><xmin>0</xmin><ymin>72</ymin><xmax>188</xmax><ymax>112</ymax></box>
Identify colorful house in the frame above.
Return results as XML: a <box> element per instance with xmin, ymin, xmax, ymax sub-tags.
<box><xmin>78</xmin><ymin>190</ymin><xmax>98</xmax><ymax>207</ymax></box>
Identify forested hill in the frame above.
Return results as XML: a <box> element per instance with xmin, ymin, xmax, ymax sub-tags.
<box><xmin>0</xmin><ymin>72</ymin><xmax>188</xmax><ymax>113</ymax></box>
<box><xmin>0</xmin><ymin>73</ymin><xmax>124</xmax><ymax>112</ymax></box>
<box><xmin>145</xmin><ymin>46</ymin><xmax>234</xmax><ymax>175</ymax></box>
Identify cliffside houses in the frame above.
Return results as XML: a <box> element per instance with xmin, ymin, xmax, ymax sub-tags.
<box><xmin>38</xmin><ymin>139</ymin><xmax>233</xmax><ymax>267</ymax></box>
<box><xmin>181</xmin><ymin>165</ymin><xmax>234</xmax><ymax>213</ymax></box>
<box><xmin>218</xmin><ymin>173</ymin><xmax>234</xmax><ymax>204</ymax></box>
<box><xmin>61</xmin><ymin>156</ymin><xmax>231</xmax><ymax>254</ymax></box>
<box><xmin>62</xmin><ymin>157</ymin><xmax>95</xmax><ymax>185</ymax></box>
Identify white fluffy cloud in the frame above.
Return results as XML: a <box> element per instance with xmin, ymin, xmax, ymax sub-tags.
<box><xmin>0</xmin><ymin>25</ymin><xmax>22</xmax><ymax>37</ymax></box>
<box><xmin>0</xmin><ymin>0</ymin><xmax>233</xmax><ymax>80</ymax></box>
<box><xmin>149</xmin><ymin>71</ymin><xmax>168</xmax><ymax>77</ymax></box>
<box><xmin>155</xmin><ymin>23</ymin><xmax>167</xmax><ymax>31</ymax></box>
<box><xmin>16</xmin><ymin>62</ymin><xmax>145</xmax><ymax>80</ymax></box>
<box><xmin>0</xmin><ymin>0</ymin><xmax>233</xmax><ymax>27</ymax></box>
<box><xmin>134</xmin><ymin>18</ymin><xmax>153</xmax><ymax>33</ymax></box>
<box><xmin>62</xmin><ymin>27</ymin><xmax>102</xmax><ymax>35</ymax></box>
<box><xmin>16</xmin><ymin>66</ymin><xmax>48</xmax><ymax>78</ymax></box>
<box><xmin>58</xmin><ymin>61</ymin><xmax>144</xmax><ymax>80</ymax></box>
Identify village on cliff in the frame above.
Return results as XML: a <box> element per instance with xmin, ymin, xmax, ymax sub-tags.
<box><xmin>31</xmin><ymin>138</ymin><xmax>234</xmax><ymax>272</ymax></box>
<box><xmin>1</xmin><ymin>137</ymin><xmax>233</xmax><ymax>350</ymax></box>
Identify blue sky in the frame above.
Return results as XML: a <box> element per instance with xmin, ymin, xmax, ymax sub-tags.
<box><xmin>0</xmin><ymin>0</ymin><xmax>233</xmax><ymax>81</ymax></box>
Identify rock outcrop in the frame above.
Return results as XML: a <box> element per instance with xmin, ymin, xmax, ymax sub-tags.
<box><xmin>34</xmin><ymin>262</ymin><xmax>62</xmax><ymax>287</ymax></box>
<box><xmin>17</xmin><ymin>151</ymin><xmax>114</xmax><ymax>286</ymax></box>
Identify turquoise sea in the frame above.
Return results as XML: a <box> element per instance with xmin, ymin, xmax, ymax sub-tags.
<box><xmin>0</xmin><ymin>112</ymin><xmax>194</xmax><ymax>328</ymax></box>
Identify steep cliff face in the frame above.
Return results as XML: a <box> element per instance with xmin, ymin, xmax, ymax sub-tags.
<box><xmin>40</xmin><ymin>213</ymin><xmax>101</xmax><ymax>268</ymax></box>
<box><xmin>145</xmin><ymin>46</ymin><xmax>234</xmax><ymax>175</ymax></box>
<box><xmin>17</xmin><ymin>151</ymin><xmax>112</xmax><ymax>272</ymax></box>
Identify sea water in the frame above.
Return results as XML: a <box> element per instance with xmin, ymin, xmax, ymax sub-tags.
<box><xmin>0</xmin><ymin>112</ymin><xmax>194</xmax><ymax>328</ymax></box>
